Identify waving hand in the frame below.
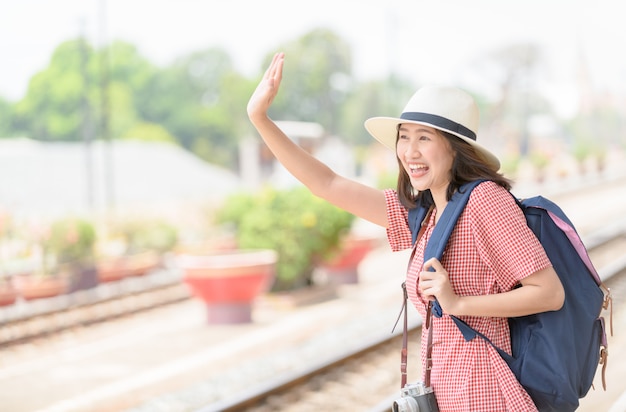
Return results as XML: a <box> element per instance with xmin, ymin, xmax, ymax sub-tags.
<box><xmin>247</xmin><ymin>52</ymin><xmax>284</xmax><ymax>122</ymax></box>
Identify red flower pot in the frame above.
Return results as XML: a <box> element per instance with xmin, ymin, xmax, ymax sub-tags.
<box><xmin>97</xmin><ymin>258</ymin><xmax>128</xmax><ymax>283</ymax></box>
<box><xmin>123</xmin><ymin>251</ymin><xmax>161</xmax><ymax>277</ymax></box>
<box><xmin>97</xmin><ymin>251</ymin><xmax>161</xmax><ymax>283</ymax></box>
<box><xmin>321</xmin><ymin>236</ymin><xmax>376</xmax><ymax>284</ymax></box>
<box><xmin>0</xmin><ymin>279</ymin><xmax>18</xmax><ymax>307</ymax></box>
<box><xmin>12</xmin><ymin>274</ymin><xmax>69</xmax><ymax>301</ymax></box>
<box><xmin>176</xmin><ymin>249</ymin><xmax>277</xmax><ymax>324</ymax></box>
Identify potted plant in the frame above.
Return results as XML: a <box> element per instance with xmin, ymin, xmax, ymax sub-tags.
<box><xmin>0</xmin><ymin>276</ymin><xmax>17</xmax><ymax>307</ymax></box>
<box><xmin>0</xmin><ymin>210</ymin><xmax>19</xmax><ymax>306</ymax></box>
<box><xmin>529</xmin><ymin>150</ymin><xmax>550</xmax><ymax>183</ymax></box>
<box><xmin>96</xmin><ymin>217</ymin><xmax>177</xmax><ymax>282</ymax></box>
<box><xmin>215</xmin><ymin>186</ymin><xmax>355</xmax><ymax>292</ymax></box>
<box><xmin>176</xmin><ymin>248</ymin><xmax>277</xmax><ymax>324</ymax></box>
<box><xmin>47</xmin><ymin>216</ymin><xmax>98</xmax><ymax>293</ymax></box>
<box><xmin>319</xmin><ymin>233</ymin><xmax>378</xmax><ymax>284</ymax></box>
<box><xmin>11</xmin><ymin>218</ymin><xmax>73</xmax><ymax>300</ymax></box>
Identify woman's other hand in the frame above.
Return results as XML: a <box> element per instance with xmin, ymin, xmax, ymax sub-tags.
<box><xmin>420</xmin><ymin>257</ymin><xmax>458</xmax><ymax>313</ymax></box>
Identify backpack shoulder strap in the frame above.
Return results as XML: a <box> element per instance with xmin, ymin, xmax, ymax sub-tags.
<box><xmin>408</xmin><ymin>180</ymin><xmax>485</xmax><ymax>245</ymax></box>
<box><xmin>421</xmin><ymin>179</ymin><xmax>485</xmax><ymax>317</ymax></box>
<box><xmin>422</xmin><ymin>179</ymin><xmax>484</xmax><ymax>261</ymax></box>
<box><xmin>408</xmin><ymin>205</ymin><xmax>428</xmax><ymax>245</ymax></box>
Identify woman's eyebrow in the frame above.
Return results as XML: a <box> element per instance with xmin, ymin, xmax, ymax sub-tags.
<box><xmin>398</xmin><ymin>125</ymin><xmax>435</xmax><ymax>134</ymax></box>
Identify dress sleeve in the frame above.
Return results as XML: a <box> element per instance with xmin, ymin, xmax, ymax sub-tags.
<box><xmin>383</xmin><ymin>189</ymin><xmax>413</xmax><ymax>252</ymax></box>
<box><xmin>467</xmin><ymin>182</ymin><xmax>552</xmax><ymax>290</ymax></box>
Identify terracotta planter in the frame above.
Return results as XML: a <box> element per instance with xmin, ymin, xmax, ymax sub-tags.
<box><xmin>12</xmin><ymin>274</ymin><xmax>69</xmax><ymax>301</ymax></box>
<box><xmin>97</xmin><ymin>251</ymin><xmax>161</xmax><ymax>283</ymax></box>
<box><xmin>176</xmin><ymin>249</ymin><xmax>277</xmax><ymax>324</ymax></box>
<box><xmin>123</xmin><ymin>251</ymin><xmax>161</xmax><ymax>277</ymax></box>
<box><xmin>97</xmin><ymin>257</ymin><xmax>128</xmax><ymax>283</ymax></box>
<box><xmin>321</xmin><ymin>236</ymin><xmax>376</xmax><ymax>284</ymax></box>
<box><xmin>0</xmin><ymin>278</ymin><xmax>18</xmax><ymax>307</ymax></box>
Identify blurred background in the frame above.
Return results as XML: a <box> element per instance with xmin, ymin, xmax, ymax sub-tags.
<box><xmin>0</xmin><ymin>0</ymin><xmax>624</xmax><ymax>410</ymax></box>
<box><xmin>1</xmin><ymin>0</ymin><xmax>624</xmax><ymax>214</ymax></box>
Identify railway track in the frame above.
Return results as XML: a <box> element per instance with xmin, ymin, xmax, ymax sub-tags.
<box><xmin>0</xmin><ymin>268</ymin><xmax>190</xmax><ymax>348</ymax></box>
<box><xmin>197</xmin><ymin>227</ymin><xmax>626</xmax><ymax>412</ymax></box>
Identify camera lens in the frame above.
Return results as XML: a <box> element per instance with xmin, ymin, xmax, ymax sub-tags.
<box><xmin>392</xmin><ymin>398</ymin><xmax>418</xmax><ymax>412</ymax></box>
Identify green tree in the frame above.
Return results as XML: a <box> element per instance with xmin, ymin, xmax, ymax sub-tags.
<box><xmin>97</xmin><ymin>41</ymin><xmax>156</xmax><ymax>141</ymax></box>
<box><xmin>263</xmin><ymin>28</ymin><xmax>353</xmax><ymax>135</ymax></box>
<box><xmin>139</xmin><ymin>47</ymin><xmax>254</xmax><ymax>168</ymax></box>
<box><xmin>0</xmin><ymin>97</ymin><xmax>14</xmax><ymax>137</ymax></box>
<box><xmin>471</xmin><ymin>43</ymin><xmax>553</xmax><ymax>157</ymax></box>
<box><xmin>13</xmin><ymin>39</ymin><xmax>93</xmax><ymax>141</ymax></box>
<box><xmin>11</xmin><ymin>39</ymin><xmax>156</xmax><ymax>144</ymax></box>
<box><xmin>338</xmin><ymin>75</ymin><xmax>415</xmax><ymax>146</ymax></box>
<box><xmin>121</xmin><ymin>122</ymin><xmax>177</xmax><ymax>144</ymax></box>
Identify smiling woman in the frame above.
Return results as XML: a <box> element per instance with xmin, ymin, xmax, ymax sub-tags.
<box><xmin>246</xmin><ymin>50</ymin><xmax>566</xmax><ymax>411</ymax></box>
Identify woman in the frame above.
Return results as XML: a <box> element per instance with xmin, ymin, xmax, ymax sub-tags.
<box><xmin>247</xmin><ymin>52</ymin><xmax>564</xmax><ymax>411</ymax></box>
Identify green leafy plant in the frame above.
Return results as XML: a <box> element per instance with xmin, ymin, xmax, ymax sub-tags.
<box><xmin>37</xmin><ymin>217</ymin><xmax>97</xmax><ymax>278</ymax></box>
<box><xmin>216</xmin><ymin>187</ymin><xmax>355</xmax><ymax>291</ymax></box>
<box><xmin>47</xmin><ymin>217</ymin><xmax>96</xmax><ymax>264</ymax></box>
<box><xmin>102</xmin><ymin>217</ymin><xmax>179</xmax><ymax>256</ymax></box>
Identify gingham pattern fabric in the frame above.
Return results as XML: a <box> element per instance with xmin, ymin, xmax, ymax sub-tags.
<box><xmin>384</xmin><ymin>181</ymin><xmax>552</xmax><ymax>412</ymax></box>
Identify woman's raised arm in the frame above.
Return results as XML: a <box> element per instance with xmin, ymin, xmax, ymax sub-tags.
<box><xmin>247</xmin><ymin>53</ymin><xmax>388</xmax><ymax>227</ymax></box>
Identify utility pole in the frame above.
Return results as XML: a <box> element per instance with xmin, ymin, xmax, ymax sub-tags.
<box><xmin>99</xmin><ymin>0</ymin><xmax>115</xmax><ymax>215</ymax></box>
<box><xmin>79</xmin><ymin>19</ymin><xmax>95</xmax><ymax>211</ymax></box>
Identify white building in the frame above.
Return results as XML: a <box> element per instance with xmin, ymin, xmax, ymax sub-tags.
<box><xmin>0</xmin><ymin>138</ymin><xmax>242</xmax><ymax>219</ymax></box>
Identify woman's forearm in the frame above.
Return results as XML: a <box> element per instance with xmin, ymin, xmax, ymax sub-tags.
<box><xmin>249</xmin><ymin>115</ymin><xmax>337</xmax><ymax>196</ymax></box>
<box><xmin>449</xmin><ymin>267</ymin><xmax>564</xmax><ymax>318</ymax></box>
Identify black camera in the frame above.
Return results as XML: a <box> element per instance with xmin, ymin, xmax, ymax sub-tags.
<box><xmin>391</xmin><ymin>381</ymin><xmax>439</xmax><ymax>412</ymax></box>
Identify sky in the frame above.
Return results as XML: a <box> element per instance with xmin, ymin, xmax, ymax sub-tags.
<box><xmin>1</xmin><ymin>0</ymin><xmax>624</xmax><ymax>117</ymax></box>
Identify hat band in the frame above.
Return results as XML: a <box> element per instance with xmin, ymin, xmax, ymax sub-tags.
<box><xmin>400</xmin><ymin>112</ymin><xmax>476</xmax><ymax>141</ymax></box>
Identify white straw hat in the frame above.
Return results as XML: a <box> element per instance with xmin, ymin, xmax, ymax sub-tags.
<box><xmin>364</xmin><ymin>85</ymin><xmax>500</xmax><ymax>171</ymax></box>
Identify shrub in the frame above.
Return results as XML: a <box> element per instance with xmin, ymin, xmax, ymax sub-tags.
<box><xmin>216</xmin><ymin>187</ymin><xmax>355</xmax><ymax>291</ymax></box>
<box><xmin>46</xmin><ymin>217</ymin><xmax>96</xmax><ymax>265</ymax></box>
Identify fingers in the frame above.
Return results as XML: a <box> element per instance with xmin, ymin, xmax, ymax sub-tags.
<box><xmin>274</xmin><ymin>53</ymin><xmax>284</xmax><ymax>84</ymax></box>
<box><xmin>247</xmin><ymin>52</ymin><xmax>284</xmax><ymax>120</ymax></box>
<box><xmin>423</xmin><ymin>257</ymin><xmax>444</xmax><ymax>272</ymax></box>
<box><xmin>265</xmin><ymin>52</ymin><xmax>284</xmax><ymax>84</ymax></box>
<box><xmin>419</xmin><ymin>258</ymin><xmax>447</xmax><ymax>301</ymax></box>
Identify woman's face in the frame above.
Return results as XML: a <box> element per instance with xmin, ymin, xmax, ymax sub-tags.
<box><xmin>396</xmin><ymin>123</ymin><xmax>454</xmax><ymax>196</ymax></box>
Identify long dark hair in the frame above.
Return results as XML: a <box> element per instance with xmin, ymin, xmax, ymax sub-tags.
<box><xmin>396</xmin><ymin>129</ymin><xmax>512</xmax><ymax>210</ymax></box>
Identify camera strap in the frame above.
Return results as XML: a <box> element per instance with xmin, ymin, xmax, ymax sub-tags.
<box><xmin>396</xmin><ymin>206</ymin><xmax>434</xmax><ymax>389</ymax></box>
<box><xmin>398</xmin><ymin>274</ymin><xmax>435</xmax><ymax>388</ymax></box>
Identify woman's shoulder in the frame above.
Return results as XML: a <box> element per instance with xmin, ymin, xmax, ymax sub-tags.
<box><xmin>466</xmin><ymin>180</ymin><xmax>518</xmax><ymax>216</ymax></box>
<box><xmin>383</xmin><ymin>188</ymin><xmax>404</xmax><ymax>208</ymax></box>
<box><xmin>382</xmin><ymin>188</ymin><xmax>408</xmax><ymax>217</ymax></box>
<box><xmin>470</xmin><ymin>180</ymin><xmax>512</xmax><ymax>203</ymax></box>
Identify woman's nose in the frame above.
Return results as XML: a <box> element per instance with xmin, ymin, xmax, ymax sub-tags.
<box><xmin>404</xmin><ymin>139</ymin><xmax>420</xmax><ymax>157</ymax></box>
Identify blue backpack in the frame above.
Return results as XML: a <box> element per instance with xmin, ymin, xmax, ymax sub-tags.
<box><xmin>408</xmin><ymin>180</ymin><xmax>611</xmax><ymax>412</ymax></box>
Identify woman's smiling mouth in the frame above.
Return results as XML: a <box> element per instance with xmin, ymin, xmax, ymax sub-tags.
<box><xmin>408</xmin><ymin>163</ymin><xmax>428</xmax><ymax>176</ymax></box>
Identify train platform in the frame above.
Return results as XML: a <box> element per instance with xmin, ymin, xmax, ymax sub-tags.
<box><xmin>0</xmin><ymin>241</ymin><xmax>415</xmax><ymax>412</ymax></box>
<box><xmin>1</xmin><ymin>172</ymin><xmax>626</xmax><ymax>412</ymax></box>
<box><xmin>1</xmin><ymin>236</ymin><xmax>624</xmax><ymax>412</ymax></box>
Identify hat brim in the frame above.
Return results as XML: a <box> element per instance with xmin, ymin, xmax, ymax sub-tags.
<box><xmin>364</xmin><ymin>116</ymin><xmax>500</xmax><ymax>171</ymax></box>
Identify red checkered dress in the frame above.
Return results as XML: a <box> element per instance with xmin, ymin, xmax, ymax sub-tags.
<box><xmin>385</xmin><ymin>181</ymin><xmax>551</xmax><ymax>412</ymax></box>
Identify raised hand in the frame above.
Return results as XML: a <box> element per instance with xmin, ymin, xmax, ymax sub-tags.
<box><xmin>247</xmin><ymin>52</ymin><xmax>285</xmax><ymax>123</ymax></box>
